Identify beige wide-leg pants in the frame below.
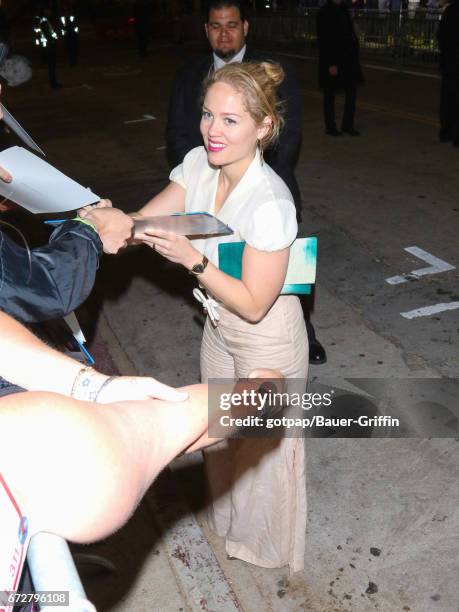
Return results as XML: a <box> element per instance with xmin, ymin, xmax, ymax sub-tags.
<box><xmin>201</xmin><ymin>295</ymin><xmax>308</xmax><ymax>573</ymax></box>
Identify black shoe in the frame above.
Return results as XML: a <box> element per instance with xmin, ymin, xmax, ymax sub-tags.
<box><xmin>342</xmin><ymin>128</ymin><xmax>360</xmax><ymax>136</ymax></box>
<box><xmin>325</xmin><ymin>127</ymin><xmax>342</xmax><ymax>136</ymax></box>
<box><xmin>309</xmin><ymin>338</ymin><xmax>327</xmax><ymax>365</ymax></box>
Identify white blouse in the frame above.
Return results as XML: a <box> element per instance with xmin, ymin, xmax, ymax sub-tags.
<box><xmin>169</xmin><ymin>146</ymin><xmax>297</xmax><ymax>266</ymax></box>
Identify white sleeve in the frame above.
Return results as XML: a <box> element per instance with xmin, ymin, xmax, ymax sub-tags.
<box><xmin>241</xmin><ymin>199</ymin><xmax>298</xmax><ymax>251</ymax></box>
<box><xmin>169</xmin><ymin>146</ymin><xmax>204</xmax><ymax>190</ymax></box>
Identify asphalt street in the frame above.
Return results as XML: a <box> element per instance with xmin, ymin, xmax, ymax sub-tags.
<box><xmin>3</xmin><ymin>23</ymin><xmax>458</xmax><ymax>612</ymax></box>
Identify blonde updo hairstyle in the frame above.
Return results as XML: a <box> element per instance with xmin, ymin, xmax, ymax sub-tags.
<box><xmin>202</xmin><ymin>61</ymin><xmax>285</xmax><ymax>150</ymax></box>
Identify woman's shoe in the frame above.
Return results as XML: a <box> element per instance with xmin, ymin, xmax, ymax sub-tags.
<box><xmin>309</xmin><ymin>339</ymin><xmax>327</xmax><ymax>365</ymax></box>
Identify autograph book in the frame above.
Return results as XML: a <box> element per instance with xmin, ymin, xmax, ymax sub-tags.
<box><xmin>218</xmin><ymin>236</ymin><xmax>317</xmax><ymax>295</ymax></box>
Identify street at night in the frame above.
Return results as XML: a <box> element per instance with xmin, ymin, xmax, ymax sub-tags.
<box><xmin>1</xmin><ymin>5</ymin><xmax>458</xmax><ymax>612</ymax></box>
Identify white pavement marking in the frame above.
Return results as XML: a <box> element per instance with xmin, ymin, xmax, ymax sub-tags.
<box><xmin>386</xmin><ymin>246</ymin><xmax>456</xmax><ymax>284</ymax></box>
<box><xmin>401</xmin><ymin>302</ymin><xmax>459</xmax><ymax>319</ymax></box>
<box><xmin>124</xmin><ymin>114</ymin><xmax>156</xmax><ymax>125</ymax></box>
<box><xmin>363</xmin><ymin>63</ymin><xmax>439</xmax><ymax>79</ymax></box>
<box><xmin>156</xmin><ymin>145</ymin><xmax>166</xmax><ymax>150</ymax></box>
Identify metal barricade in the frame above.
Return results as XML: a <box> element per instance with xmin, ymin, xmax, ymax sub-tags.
<box><xmin>353</xmin><ymin>9</ymin><xmax>440</xmax><ymax>64</ymax></box>
<box><xmin>216</xmin><ymin>8</ymin><xmax>443</xmax><ymax>68</ymax></box>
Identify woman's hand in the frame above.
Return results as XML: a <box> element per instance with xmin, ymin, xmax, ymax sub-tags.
<box><xmin>136</xmin><ymin>227</ymin><xmax>202</xmax><ymax>270</ymax></box>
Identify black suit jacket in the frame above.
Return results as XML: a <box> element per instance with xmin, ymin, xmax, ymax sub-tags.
<box><xmin>317</xmin><ymin>1</ymin><xmax>363</xmax><ymax>90</ymax></box>
<box><xmin>438</xmin><ymin>0</ymin><xmax>459</xmax><ymax>78</ymax></box>
<box><xmin>166</xmin><ymin>49</ymin><xmax>302</xmax><ymax>210</ymax></box>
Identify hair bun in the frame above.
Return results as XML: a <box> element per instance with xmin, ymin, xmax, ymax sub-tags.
<box><xmin>202</xmin><ymin>61</ymin><xmax>286</xmax><ymax>149</ymax></box>
<box><xmin>260</xmin><ymin>61</ymin><xmax>285</xmax><ymax>88</ymax></box>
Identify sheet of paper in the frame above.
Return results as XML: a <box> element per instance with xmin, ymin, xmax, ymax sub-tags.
<box><xmin>1</xmin><ymin>104</ymin><xmax>45</xmax><ymax>157</ymax></box>
<box><xmin>0</xmin><ymin>473</ymin><xmax>33</xmax><ymax>612</ymax></box>
<box><xmin>0</xmin><ymin>146</ymin><xmax>100</xmax><ymax>213</ymax></box>
<box><xmin>134</xmin><ymin>212</ymin><xmax>233</xmax><ymax>237</ymax></box>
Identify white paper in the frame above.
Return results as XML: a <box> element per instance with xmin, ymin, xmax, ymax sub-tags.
<box><xmin>1</xmin><ymin>104</ymin><xmax>45</xmax><ymax>156</ymax></box>
<box><xmin>0</xmin><ymin>146</ymin><xmax>100</xmax><ymax>213</ymax></box>
<box><xmin>0</xmin><ymin>474</ymin><xmax>32</xmax><ymax>612</ymax></box>
<box><xmin>64</xmin><ymin>311</ymin><xmax>86</xmax><ymax>344</ymax></box>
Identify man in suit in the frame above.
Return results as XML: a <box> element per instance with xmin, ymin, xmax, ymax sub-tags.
<box><xmin>437</xmin><ymin>0</ymin><xmax>459</xmax><ymax>146</ymax></box>
<box><xmin>166</xmin><ymin>0</ymin><xmax>326</xmax><ymax>364</ymax></box>
<box><xmin>317</xmin><ymin>0</ymin><xmax>363</xmax><ymax>136</ymax></box>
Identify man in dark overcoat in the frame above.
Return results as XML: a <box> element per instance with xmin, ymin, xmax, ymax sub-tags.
<box><xmin>437</xmin><ymin>0</ymin><xmax>459</xmax><ymax>146</ymax></box>
<box><xmin>166</xmin><ymin>0</ymin><xmax>327</xmax><ymax>364</ymax></box>
<box><xmin>316</xmin><ymin>0</ymin><xmax>363</xmax><ymax>136</ymax></box>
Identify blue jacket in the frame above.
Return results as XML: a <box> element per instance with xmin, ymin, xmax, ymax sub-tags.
<box><xmin>0</xmin><ymin>219</ymin><xmax>102</xmax><ymax>322</ymax></box>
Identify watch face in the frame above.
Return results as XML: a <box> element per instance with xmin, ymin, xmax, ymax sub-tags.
<box><xmin>190</xmin><ymin>255</ymin><xmax>208</xmax><ymax>275</ymax></box>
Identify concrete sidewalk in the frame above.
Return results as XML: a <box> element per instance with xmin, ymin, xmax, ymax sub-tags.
<box><xmin>81</xmin><ymin>268</ymin><xmax>457</xmax><ymax>612</ymax></box>
<box><xmin>70</xmin><ymin>44</ymin><xmax>457</xmax><ymax>612</ymax></box>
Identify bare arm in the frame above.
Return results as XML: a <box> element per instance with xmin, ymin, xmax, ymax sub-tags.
<box><xmin>0</xmin><ymin>311</ymin><xmax>187</xmax><ymax>401</ymax></box>
<box><xmin>0</xmin><ymin>310</ymin><xmax>91</xmax><ymax>394</ymax></box>
<box><xmin>0</xmin><ymin>370</ymin><xmax>284</xmax><ymax>543</ymax></box>
<box><xmin>137</xmin><ymin>230</ymin><xmax>289</xmax><ymax>323</ymax></box>
<box><xmin>135</xmin><ymin>181</ymin><xmax>186</xmax><ymax>218</ymax></box>
<box><xmin>0</xmin><ymin>386</ymin><xmax>209</xmax><ymax>543</ymax></box>
<box><xmin>196</xmin><ymin>245</ymin><xmax>290</xmax><ymax>322</ymax></box>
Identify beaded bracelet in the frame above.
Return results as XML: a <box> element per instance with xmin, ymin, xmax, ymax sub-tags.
<box><xmin>70</xmin><ymin>366</ymin><xmax>93</xmax><ymax>398</ymax></box>
<box><xmin>94</xmin><ymin>376</ymin><xmax>116</xmax><ymax>402</ymax></box>
<box><xmin>71</xmin><ymin>366</ymin><xmax>107</xmax><ymax>402</ymax></box>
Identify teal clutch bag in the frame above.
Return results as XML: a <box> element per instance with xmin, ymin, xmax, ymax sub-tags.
<box><xmin>218</xmin><ymin>237</ymin><xmax>317</xmax><ymax>295</ymax></box>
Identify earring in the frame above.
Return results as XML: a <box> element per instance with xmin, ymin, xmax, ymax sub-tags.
<box><xmin>258</xmin><ymin>139</ymin><xmax>264</xmax><ymax>165</ymax></box>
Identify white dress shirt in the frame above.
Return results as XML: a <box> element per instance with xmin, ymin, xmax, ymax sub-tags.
<box><xmin>213</xmin><ymin>45</ymin><xmax>247</xmax><ymax>71</ymax></box>
<box><xmin>169</xmin><ymin>146</ymin><xmax>297</xmax><ymax>267</ymax></box>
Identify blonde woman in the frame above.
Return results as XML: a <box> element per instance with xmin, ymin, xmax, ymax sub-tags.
<box><xmin>134</xmin><ymin>62</ymin><xmax>308</xmax><ymax>573</ymax></box>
